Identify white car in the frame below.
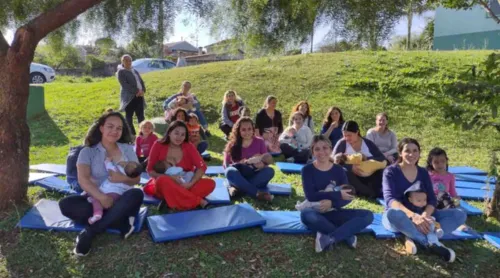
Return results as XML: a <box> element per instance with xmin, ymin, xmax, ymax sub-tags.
<box><xmin>131</xmin><ymin>58</ymin><xmax>176</xmax><ymax>74</ymax></box>
<box><xmin>30</xmin><ymin>62</ymin><xmax>56</xmax><ymax>84</ymax></box>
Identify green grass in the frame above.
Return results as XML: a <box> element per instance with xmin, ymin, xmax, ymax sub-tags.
<box><xmin>2</xmin><ymin>50</ymin><xmax>500</xmax><ymax>277</ymax></box>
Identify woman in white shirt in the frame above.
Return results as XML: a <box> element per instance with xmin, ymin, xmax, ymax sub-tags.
<box><xmin>279</xmin><ymin>112</ymin><xmax>313</xmax><ymax>163</ymax></box>
<box><xmin>365</xmin><ymin>112</ymin><xmax>398</xmax><ymax>163</ymax></box>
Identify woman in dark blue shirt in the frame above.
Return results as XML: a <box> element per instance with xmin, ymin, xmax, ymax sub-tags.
<box><xmin>321</xmin><ymin>106</ymin><xmax>344</xmax><ymax>147</ymax></box>
<box><xmin>382</xmin><ymin>138</ymin><xmax>466</xmax><ymax>262</ymax></box>
<box><xmin>300</xmin><ymin>135</ymin><xmax>373</xmax><ymax>253</ymax></box>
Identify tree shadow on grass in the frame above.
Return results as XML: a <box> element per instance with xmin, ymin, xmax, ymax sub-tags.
<box><xmin>28</xmin><ymin>112</ymin><xmax>69</xmax><ymax>147</ymax></box>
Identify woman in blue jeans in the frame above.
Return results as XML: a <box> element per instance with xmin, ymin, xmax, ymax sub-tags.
<box><xmin>300</xmin><ymin>135</ymin><xmax>374</xmax><ymax>253</ymax></box>
<box><xmin>223</xmin><ymin>117</ymin><xmax>275</xmax><ymax>202</ymax></box>
<box><xmin>382</xmin><ymin>138</ymin><xmax>467</xmax><ymax>262</ymax></box>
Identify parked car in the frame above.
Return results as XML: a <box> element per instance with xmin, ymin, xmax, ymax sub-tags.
<box><xmin>30</xmin><ymin>62</ymin><xmax>56</xmax><ymax>84</ymax></box>
<box><xmin>131</xmin><ymin>58</ymin><xmax>176</xmax><ymax>74</ymax></box>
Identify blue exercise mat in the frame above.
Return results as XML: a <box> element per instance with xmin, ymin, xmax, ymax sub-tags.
<box><xmin>34</xmin><ymin>176</ymin><xmax>77</xmax><ymax>195</ymax></box>
<box><xmin>17</xmin><ymin>199</ymin><xmax>148</xmax><ymax>234</ymax></box>
<box><xmin>276</xmin><ymin>162</ymin><xmax>304</xmax><ymax>174</ymax></box>
<box><xmin>29</xmin><ymin>172</ymin><xmax>57</xmax><ymax>183</ymax></box>
<box><xmin>455</xmin><ymin>174</ymin><xmax>496</xmax><ymax>184</ymax></box>
<box><xmin>456</xmin><ymin>180</ymin><xmax>494</xmax><ymax>190</ymax></box>
<box><xmin>141</xmin><ymin>177</ymin><xmax>231</xmax><ymax>206</ymax></box>
<box><xmin>30</xmin><ymin>164</ymin><xmax>67</xmax><ymax>175</ymax></box>
<box><xmin>448</xmin><ymin>166</ymin><xmax>487</xmax><ymax>175</ymax></box>
<box><xmin>375</xmin><ymin>198</ymin><xmax>482</xmax><ymax>216</ymax></box>
<box><xmin>270</xmin><ymin>152</ymin><xmax>282</xmax><ymax>157</ymax></box>
<box><xmin>205</xmin><ymin>166</ymin><xmax>225</xmax><ymax>176</ymax></box>
<box><xmin>257</xmin><ymin>210</ymin><xmax>372</xmax><ymax>235</ymax></box>
<box><xmin>456</xmin><ymin>187</ymin><xmax>493</xmax><ymax>200</ymax></box>
<box><xmin>147</xmin><ymin>203</ymin><xmax>266</xmax><ymax>242</ymax></box>
<box><xmin>370</xmin><ymin>213</ymin><xmax>399</xmax><ymax>239</ymax></box>
<box><xmin>223</xmin><ymin>180</ymin><xmax>292</xmax><ymax>196</ymax></box>
<box><xmin>483</xmin><ymin>233</ymin><xmax>500</xmax><ymax>249</ymax></box>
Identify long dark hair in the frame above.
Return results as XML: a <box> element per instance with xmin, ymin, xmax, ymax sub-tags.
<box><xmin>323</xmin><ymin>106</ymin><xmax>344</xmax><ymax>128</ymax></box>
<box><xmin>224</xmin><ymin>117</ymin><xmax>255</xmax><ymax>162</ymax></box>
<box><xmin>396</xmin><ymin>138</ymin><xmax>421</xmax><ymax>164</ymax></box>
<box><xmin>292</xmin><ymin>101</ymin><xmax>311</xmax><ymax>118</ymax></box>
<box><xmin>158</xmin><ymin>120</ymin><xmax>189</xmax><ymax>145</ymax></box>
<box><xmin>426</xmin><ymin>147</ymin><xmax>449</xmax><ymax>171</ymax></box>
<box><xmin>342</xmin><ymin>120</ymin><xmax>361</xmax><ymax>137</ymax></box>
<box><xmin>170</xmin><ymin>108</ymin><xmax>189</xmax><ymax>123</ymax></box>
<box><xmin>84</xmin><ymin>111</ymin><xmax>133</xmax><ymax>147</ymax></box>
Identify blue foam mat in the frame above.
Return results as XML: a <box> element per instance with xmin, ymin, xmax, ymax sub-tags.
<box><xmin>17</xmin><ymin>199</ymin><xmax>148</xmax><ymax>234</ymax></box>
<box><xmin>457</xmin><ymin>187</ymin><xmax>493</xmax><ymax>200</ymax></box>
<box><xmin>276</xmin><ymin>162</ymin><xmax>305</xmax><ymax>174</ymax></box>
<box><xmin>448</xmin><ymin>166</ymin><xmax>487</xmax><ymax>175</ymax></box>
<box><xmin>147</xmin><ymin>203</ymin><xmax>266</xmax><ymax>242</ymax></box>
<box><xmin>34</xmin><ymin>176</ymin><xmax>77</xmax><ymax>195</ymax></box>
<box><xmin>29</xmin><ymin>172</ymin><xmax>58</xmax><ymax>183</ymax></box>
<box><xmin>205</xmin><ymin>166</ymin><xmax>225</xmax><ymax>176</ymax></box>
<box><xmin>141</xmin><ymin>177</ymin><xmax>231</xmax><ymax>206</ymax></box>
<box><xmin>375</xmin><ymin>198</ymin><xmax>482</xmax><ymax>216</ymax></box>
<box><xmin>456</xmin><ymin>180</ymin><xmax>494</xmax><ymax>190</ymax></box>
<box><xmin>270</xmin><ymin>152</ymin><xmax>282</xmax><ymax>157</ymax></box>
<box><xmin>30</xmin><ymin>164</ymin><xmax>67</xmax><ymax>175</ymax></box>
<box><xmin>483</xmin><ymin>233</ymin><xmax>500</xmax><ymax>249</ymax></box>
<box><xmin>223</xmin><ymin>180</ymin><xmax>292</xmax><ymax>196</ymax></box>
<box><xmin>456</xmin><ymin>174</ymin><xmax>496</xmax><ymax>184</ymax></box>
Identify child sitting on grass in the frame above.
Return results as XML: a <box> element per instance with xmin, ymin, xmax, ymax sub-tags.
<box><xmin>187</xmin><ymin>113</ymin><xmax>208</xmax><ymax>154</ymax></box>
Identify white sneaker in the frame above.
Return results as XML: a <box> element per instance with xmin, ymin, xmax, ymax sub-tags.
<box><xmin>405</xmin><ymin>238</ymin><xmax>417</xmax><ymax>255</ymax></box>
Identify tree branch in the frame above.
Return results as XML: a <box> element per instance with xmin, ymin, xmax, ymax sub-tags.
<box><xmin>478</xmin><ymin>0</ymin><xmax>500</xmax><ymax>24</ymax></box>
<box><xmin>0</xmin><ymin>30</ymin><xmax>9</xmax><ymax>56</ymax></box>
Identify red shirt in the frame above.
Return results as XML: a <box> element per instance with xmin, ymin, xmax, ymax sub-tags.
<box><xmin>147</xmin><ymin>141</ymin><xmax>207</xmax><ymax>173</ymax></box>
<box><xmin>229</xmin><ymin>103</ymin><xmax>240</xmax><ymax>123</ymax></box>
<box><xmin>135</xmin><ymin>134</ymin><xmax>158</xmax><ymax>158</ymax></box>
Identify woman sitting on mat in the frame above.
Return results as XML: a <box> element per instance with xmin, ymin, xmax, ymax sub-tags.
<box><xmin>365</xmin><ymin>112</ymin><xmax>398</xmax><ymax>164</ymax></box>
<box><xmin>321</xmin><ymin>106</ymin><xmax>345</xmax><ymax>148</ymax></box>
<box><xmin>279</xmin><ymin>111</ymin><xmax>313</xmax><ymax>164</ymax></box>
<box><xmin>289</xmin><ymin>101</ymin><xmax>314</xmax><ymax>132</ymax></box>
<box><xmin>144</xmin><ymin>121</ymin><xmax>215</xmax><ymax>211</ymax></box>
<box><xmin>300</xmin><ymin>135</ymin><xmax>373</xmax><ymax>253</ymax></box>
<box><xmin>382</xmin><ymin>138</ymin><xmax>466</xmax><ymax>262</ymax></box>
<box><xmin>224</xmin><ymin>117</ymin><xmax>275</xmax><ymax>202</ymax></box>
<box><xmin>332</xmin><ymin>120</ymin><xmax>386</xmax><ymax>199</ymax></box>
<box><xmin>169</xmin><ymin>107</ymin><xmax>189</xmax><ymax>123</ymax></box>
<box><xmin>255</xmin><ymin>95</ymin><xmax>283</xmax><ymax>153</ymax></box>
<box><xmin>220</xmin><ymin>90</ymin><xmax>245</xmax><ymax>139</ymax></box>
<box><xmin>59</xmin><ymin>111</ymin><xmax>144</xmax><ymax>256</ymax></box>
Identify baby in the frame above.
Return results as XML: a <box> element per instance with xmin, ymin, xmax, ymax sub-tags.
<box><xmin>295</xmin><ymin>181</ymin><xmax>356</xmax><ymax>211</ymax></box>
<box><xmin>165</xmin><ymin>96</ymin><xmax>193</xmax><ymax>120</ymax></box>
<box><xmin>405</xmin><ymin>182</ymin><xmax>444</xmax><ymax>242</ymax></box>
<box><xmin>333</xmin><ymin>153</ymin><xmax>387</xmax><ymax>177</ymax></box>
<box><xmin>88</xmin><ymin>159</ymin><xmax>143</xmax><ymax>224</ymax></box>
<box><xmin>281</xmin><ymin>126</ymin><xmax>299</xmax><ymax>149</ymax></box>
<box><xmin>232</xmin><ymin>153</ymin><xmax>273</xmax><ymax>179</ymax></box>
<box><xmin>153</xmin><ymin>160</ymin><xmax>194</xmax><ymax>184</ymax></box>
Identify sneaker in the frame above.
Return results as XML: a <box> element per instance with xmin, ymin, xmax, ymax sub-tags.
<box><xmin>228</xmin><ymin>187</ymin><xmax>239</xmax><ymax>198</ymax></box>
<box><xmin>405</xmin><ymin>238</ymin><xmax>417</xmax><ymax>255</ymax></box>
<box><xmin>429</xmin><ymin>243</ymin><xmax>456</xmax><ymax>263</ymax></box>
<box><xmin>73</xmin><ymin>230</ymin><xmax>92</xmax><ymax>257</ymax></box>
<box><xmin>345</xmin><ymin>235</ymin><xmax>357</xmax><ymax>249</ymax></box>
<box><xmin>286</xmin><ymin>157</ymin><xmax>295</xmax><ymax>163</ymax></box>
<box><xmin>121</xmin><ymin>216</ymin><xmax>135</xmax><ymax>240</ymax></box>
<box><xmin>436</xmin><ymin>228</ymin><xmax>444</xmax><ymax>238</ymax></box>
<box><xmin>256</xmin><ymin>192</ymin><xmax>274</xmax><ymax>202</ymax></box>
<box><xmin>315</xmin><ymin>232</ymin><xmax>333</xmax><ymax>253</ymax></box>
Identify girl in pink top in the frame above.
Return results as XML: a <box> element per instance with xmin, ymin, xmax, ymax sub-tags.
<box><xmin>135</xmin><ymin>121</ymin><xmax>158</xmax><ymax>166</ymax></box>
<box><xmin>426</xmin><ymin>148</ymin><xmax>460</xmax><ymax>209</ymax></box>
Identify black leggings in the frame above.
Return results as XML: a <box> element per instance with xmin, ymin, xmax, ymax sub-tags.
<box><xmin>58</xmin><ymin>188</ymin><xmax>144</xmax><ymax>235</ymax></box>
<box><xmin>219</xmin><ymin>123</ymin><xmax>233</xmax><ymax>137</ymax></box>
<box><xmin>346</xmin><ymin>169</ymin><xmax>383</xmax><ymax>199</ymax></box>
<box><xmin>125</xmin><ymin>97</ymin><xmax>145</xmax><ymax>135</ymax></box>
<box><xmin>280</xmin><ymin>143</ymin><xmax>310</xmax><ymax>164</ymax></box>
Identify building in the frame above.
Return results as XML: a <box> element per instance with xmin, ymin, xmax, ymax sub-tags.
<box><xmin>434</xmin><ymin>1</ymin><xmax>500</xmax><ymax>50</ymax></box>
<box><xmin>183</xmin><ymin>39</ymin><xmax>245</xmax><ymax>66</ymax></box>
<box><xmin>163</xmin><ymin>41</ymin><xmax>200</xmax><ymax>57</ymax></box>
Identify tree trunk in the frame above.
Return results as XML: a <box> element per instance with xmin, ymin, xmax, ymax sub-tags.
<box><xmin>406</xmin><ymin>1</ymin><xmax>413</xmax><ymax>50</ymax></box>
<box><xmin>0</xmin><ymin>51</ymin><xmax>32</xmax><ymax>209</ymax></box>
<box><xmin>486</xmin><ymin>179</ymin><xmax>500</xmax><ymax>219</ymax></box>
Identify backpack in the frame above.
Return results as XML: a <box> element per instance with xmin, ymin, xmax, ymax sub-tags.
<box><xmin>66</xmin><ymin>145</ymin><xmax>85</xmax><ymax>182</ymax></box>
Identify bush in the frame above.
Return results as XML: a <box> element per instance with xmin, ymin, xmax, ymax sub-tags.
<box><xmin>84</xmin><ymin>55</ymin><xmax>106</xmax><ymax>73</ymax></box>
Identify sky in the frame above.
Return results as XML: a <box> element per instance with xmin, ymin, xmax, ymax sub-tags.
<box><xmin>4</xmin><ymin>10</ymin><xmax>435</xmax><ymax>51</ymax></box>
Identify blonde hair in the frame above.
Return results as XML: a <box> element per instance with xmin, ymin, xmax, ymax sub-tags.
<box><xmin>222</xmin><ymin>90</ymin><xmax>242</xmax><ymax>105</ymax></box>
<box><xmin>376</xmin><ymin>112</ymin><xmax>390</xmax><ymax>132</ymax></box>
<box><xmin>139</xmin><ymin>120</ymin><xmax>155</xmax><ymax>130</ymax></box>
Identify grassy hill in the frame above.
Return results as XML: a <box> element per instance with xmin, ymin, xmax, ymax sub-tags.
<box><xmin>2</xmin><ymin>51</ymin><xmax>500</xmax><ymax>277</ymax></box>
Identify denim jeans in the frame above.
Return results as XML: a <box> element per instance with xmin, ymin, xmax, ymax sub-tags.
<box><xmin>300</xmin><ymin>208</ymin><xmax>374</xmax><ymax>242</ymax></box>
<box><xmin>197</xmin><ymin>141</ymin><xmax>208</xmax><ymax>154</ymax></box>
<box><xmin>225</xmin><ymin>166</ymin><xmax>275</xmax><ymax>197</ymax></box>
<box><xmin>382</xmin><ymin>208</ymin><xmax>467</xmax><ymax>245</ymax></box>
<box><xmin>194</xmin><ymin>102</ymin><xmax>208</xmax><ymax>129</ymax></box>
